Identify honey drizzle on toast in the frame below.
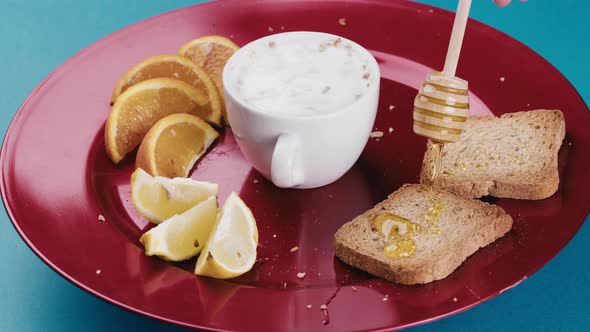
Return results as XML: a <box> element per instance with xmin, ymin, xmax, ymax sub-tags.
<box><xmin>371</xmin><ymin>186</ymin><xmax>445</xmax><ymax>258</ymax></box>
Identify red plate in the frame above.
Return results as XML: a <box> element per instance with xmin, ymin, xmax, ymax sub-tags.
<box><xmin>2</xmin><ymin>0</ymin><xmax>590</xmax><ymax>331</ymax></box>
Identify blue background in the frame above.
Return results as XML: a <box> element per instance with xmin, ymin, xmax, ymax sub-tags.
<box><xmin>1</xmin><ymin>0</ymin><xmax>588</xmax><ymax>331</ymax></box>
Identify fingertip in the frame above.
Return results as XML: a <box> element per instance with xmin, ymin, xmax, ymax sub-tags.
<box><xmin>493</xmin><ymin>0</ymin><xmax>512</xmax><ymax>7</ymax></box>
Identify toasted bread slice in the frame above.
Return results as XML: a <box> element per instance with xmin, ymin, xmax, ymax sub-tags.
<box><xmin>333</xmin><ymin>184</ymin><xmax>512</xmax><ymax>285</ymax></box>
<box><xmin>420</xmin><ymin>109</ymin><xmax>565</xmax><ymax>200</ymax></box>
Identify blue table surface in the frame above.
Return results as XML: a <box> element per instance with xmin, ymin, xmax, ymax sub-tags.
<box><xmin>1</xmin><ymin>0</ymin><xmax>588</xmax><ymax>331</ymax></box>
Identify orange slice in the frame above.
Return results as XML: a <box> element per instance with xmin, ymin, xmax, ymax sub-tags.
<box><xmin>105</xmin><ymin>78</ymin><xmax>221</xmax><ymax>164</ymax></box>
<box><xmin>136</xmin><ymin>113</ymin><xmax>218</xmax><ymax>178</ymax></box>
<box><xmin>179</xmin><ymin>36</ymin><xmax>239</xmax><ymax>124</ymax></box>
<box><xmin>110</xmin><ymin>55</ymin><xmax>222</xmax><ymax>117</ymax></box>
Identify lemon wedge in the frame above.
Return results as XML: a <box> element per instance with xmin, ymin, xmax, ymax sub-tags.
<box><xmin>131</xmin><ymin>168</ymin><xmax>218</xmax><ymax>224</ymax></box>
<box><xmin>195</xmin><ymin>192</ymin><xmax>258</xmax><ymax>279</ymax></box>
<box><xmin>139</xmin><ymin>196</ymin><xmax>218</xmax><ymax>261</ymax></box>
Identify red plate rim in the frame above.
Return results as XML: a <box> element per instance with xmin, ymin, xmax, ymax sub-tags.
<box><xmin>2</xmin><ymin>1</ymin><xmax>590</xmax><ymax>331</ymax></box>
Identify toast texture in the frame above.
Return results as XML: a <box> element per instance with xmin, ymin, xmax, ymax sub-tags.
<box><xmin>333</xmin><ymin>184</ymin><xmax>512</xmax><ymax>285</ymax></box>
<box><xmin>420</xmin><ymin>109</ymin><xmax>566</xmax><ymax>200</ymax></box>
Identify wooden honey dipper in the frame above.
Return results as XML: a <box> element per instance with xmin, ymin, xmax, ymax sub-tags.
<box><xmin>413</xmin><ymin>0</ymin><xmax>472</xmax><ymax>183</ymax></box>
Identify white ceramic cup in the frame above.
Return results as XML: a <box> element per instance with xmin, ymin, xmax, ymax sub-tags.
<box><xmin>223</xmin><ymin>31</ymin><xmax>380</xmax><ymax>189</ymax></box>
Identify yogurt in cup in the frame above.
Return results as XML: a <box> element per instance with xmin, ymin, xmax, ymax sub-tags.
<box><xmin>223</xmin><ymin>31</ymin><xmax>380</xmax><ymax>188</ymax></box>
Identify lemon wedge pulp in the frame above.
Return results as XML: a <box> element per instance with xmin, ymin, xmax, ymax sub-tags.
<box><xmin>140</xmin><ymin>196</ymin><xmax>218</xmax><ymax>261</ymax></box>
<box><xmin>131</xmin><ymin>168</ymin><xmax>218</xmax><ymax>224</ymax></box>
<box><xmin>195</xmin><ymin>192</ymin><xmax>258</xmax><ymax>279</ymax></box>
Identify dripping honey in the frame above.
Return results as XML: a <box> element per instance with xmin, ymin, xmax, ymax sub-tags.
<box><xmin>430</xmin><ymin>142</ymin><xmax>444</xmax><ymax>183</ymax></box>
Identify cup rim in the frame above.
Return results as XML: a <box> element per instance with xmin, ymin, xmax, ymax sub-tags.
<box><xmin>222</xmin><ymin>31</ymin><xmax>380</xmax><ymax>121</ymax></box>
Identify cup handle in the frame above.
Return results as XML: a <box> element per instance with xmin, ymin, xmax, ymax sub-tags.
<box><xmin>271</xmin><ymin>134</ymin><xmax>304</xmax><ymax>188</ymax></box>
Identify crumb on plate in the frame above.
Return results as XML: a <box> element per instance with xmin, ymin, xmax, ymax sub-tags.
<box><xmin>370</xmin><ymin>131</ymin><xmax>384</xmax><ymax>138</ymax></box>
